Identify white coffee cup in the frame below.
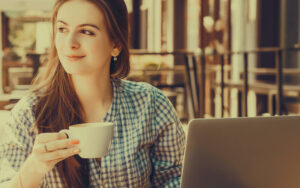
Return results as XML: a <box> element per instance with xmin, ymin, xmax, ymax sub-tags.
<box><xmin>59</xmin><ymin>122</ymin><xmax>114</xmax><ymax>158</ymax></box>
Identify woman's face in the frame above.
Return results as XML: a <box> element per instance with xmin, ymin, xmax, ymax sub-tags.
<box><xmin>55</xmin><ymin>0</ymin><xmax>119</xmax><ymax>76</ymax></box>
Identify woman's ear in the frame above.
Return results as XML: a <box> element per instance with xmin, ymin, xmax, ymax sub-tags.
<box><xmin>111</xmin><ymin>42</ymin><xmax>122</xmax><ymax>57</ymax></box>
<box><xmin>111</xmin><ymin>47</ymin><xmax>121</xmax><ymax>57</ymax></box>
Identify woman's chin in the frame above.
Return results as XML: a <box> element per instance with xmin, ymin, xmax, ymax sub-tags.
<box><xmin>61</xmin><ymin>64</ymin><xmax>88</xmax><ymax>75</ymax></box>
<box><xmin>63</xmin><ymin>68</ymin><xmax>91</xmax><ymax>76</ymax></box>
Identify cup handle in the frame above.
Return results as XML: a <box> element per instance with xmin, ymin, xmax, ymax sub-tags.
<box><xmin>59</xmin><ymin>129</ymin><xmax>71</xmax><ymax>139</ymax></box>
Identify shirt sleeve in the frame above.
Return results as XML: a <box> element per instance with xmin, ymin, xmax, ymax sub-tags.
<box><xmin>0</xmin><ymin>98</ymin><xmax>35</xmax><ymax>186</ymax></box>
<box><xmin>150</xmin><ymin>88</ymin><xmax>186</xmax><ymax>188</ymax></box>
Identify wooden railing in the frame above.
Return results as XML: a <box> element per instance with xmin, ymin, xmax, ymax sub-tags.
<box><xmin>130</xmin><ymin>46</ymin><xmax>300</xmax><ymax>118</ymax></box>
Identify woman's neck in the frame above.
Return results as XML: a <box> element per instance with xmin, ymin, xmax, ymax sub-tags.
<box><xmin>71</xmin><ymin>74</ymin><xmax>113</xmax><ymax>111</ymax></box>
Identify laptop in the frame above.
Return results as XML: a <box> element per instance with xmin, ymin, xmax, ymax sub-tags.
<box><xmin>180</xmin><ymin>115</ymin><xmax>300</xmax><ymax>188</ymax></box>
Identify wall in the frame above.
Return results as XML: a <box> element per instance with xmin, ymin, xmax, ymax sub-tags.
<box><xmin>0</xmin><ymin>12</ymin><xmax>3</xmax><ymax>94</ymax></box>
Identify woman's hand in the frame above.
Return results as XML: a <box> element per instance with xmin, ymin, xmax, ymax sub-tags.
<box><xmin>25</xmin><ymin>132</ymin><xmax>80</xmax><ymax>176</ymax></box>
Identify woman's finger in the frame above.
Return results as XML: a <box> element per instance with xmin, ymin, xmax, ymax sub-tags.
<box><xmin>45</xmin><ymin>139</ymin><xmax>79</xmax><ymax>152</ymax></box>
<box><xmin>33</xmin><ymin>138</ymin><xmax>78</xmax><ymax>154</ymax></box>
<box><xmin>49</xmin><ymin>156</ymin><xmax>74</xmax><ymax>166</ymax></box>
<box><xmin>39</xmin><ymin>147</ymin><xmax>81</xmax><ymax>161</ymax></box>
<box><xmin>35</xmin><ymin>132</ymin><xmax>68</xmax><ymax>144</ymax></box>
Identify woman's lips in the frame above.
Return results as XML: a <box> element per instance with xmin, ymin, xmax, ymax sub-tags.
<box><xmin>65</xmin><ymin>55</ymin><xmax>85</xmax><ymax>61</ymax></box>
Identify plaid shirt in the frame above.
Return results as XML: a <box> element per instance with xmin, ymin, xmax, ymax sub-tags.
<box><xmin>0</xmin><ymin>79</ymin><xmax>185</xmax><ymax>188</ymax></box>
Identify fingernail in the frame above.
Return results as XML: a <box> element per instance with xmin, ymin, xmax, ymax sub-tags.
<box><xmin>72</xmin><ymin>140</ymin><xmax>79</xmax><ymax>145</ymax></box>
<box><xmin>74</xmin><ymin>148</ymin><xmax>80</xmax><ymax>153</ymax></box>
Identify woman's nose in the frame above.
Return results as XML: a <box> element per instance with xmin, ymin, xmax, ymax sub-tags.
<box><xmin>67</xmin><ymin>33</ymin><xmax>80</xmax><ymax>49</ymax></box>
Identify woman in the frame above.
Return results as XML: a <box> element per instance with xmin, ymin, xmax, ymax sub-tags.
<box><xmin>0</xmin><ymin>0</ymin><xmax>185</xmax><ymax>187</ymax></box>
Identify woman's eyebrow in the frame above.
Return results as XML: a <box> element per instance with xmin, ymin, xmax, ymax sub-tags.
<box><xmin>57</xmin><ymin>20</ymin><xmax>100</xmax><ymax>30</ymax></box>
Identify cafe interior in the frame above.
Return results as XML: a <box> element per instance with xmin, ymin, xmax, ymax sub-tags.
<box><xmin>0</xmin><ymin>0</ymin><xmax>299</xmax><ymax>126</ymax></box>
<box><xmin>1</xmin><ymin>1</ymin><xmax>300</xmax><ymax>187</ymax></box>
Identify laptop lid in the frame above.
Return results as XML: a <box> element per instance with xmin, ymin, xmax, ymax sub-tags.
<box><xmin>180</xmin><ymin>116</ymin><xmax>300</xmax><ymax>188</ymax></box>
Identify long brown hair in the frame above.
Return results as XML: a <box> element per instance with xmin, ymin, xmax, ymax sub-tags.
<box><xmin>30</xmin><ymin>0</ymin><xmax>130</xmax><ymax>187</ymax></box>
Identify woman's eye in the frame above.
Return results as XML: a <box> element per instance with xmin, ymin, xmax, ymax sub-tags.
<box><xmin>58</xmin><ymin>27</ymin><xmax>67</xmax><ymax>33</ymax></box>
<box><xmin>81</xmin><ymin>30</ymin><xmax>95</xmax><ymax>36</ymax></box>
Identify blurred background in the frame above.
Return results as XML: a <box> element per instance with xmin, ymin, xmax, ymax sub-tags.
<box><xmin>0</xmin><ymin>0</ymin><xmax>299</xmax><ymax>123</ymax></box>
